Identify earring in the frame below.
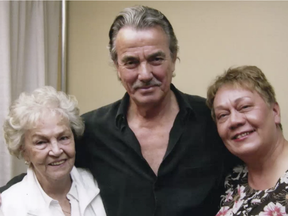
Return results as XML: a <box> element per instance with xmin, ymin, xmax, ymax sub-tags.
<box><xmin>24</xmin><ymin>161</ymin><xmax>30</xmax><ymax>165</ymax></box>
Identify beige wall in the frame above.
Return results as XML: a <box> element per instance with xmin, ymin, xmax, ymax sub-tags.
<box><xmin>67</xmin><ymin>1</ymin><xmax>288</xmax><ymax>138</ymax></box>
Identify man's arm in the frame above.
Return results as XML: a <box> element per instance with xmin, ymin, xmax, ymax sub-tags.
<box><xmin>0</xmin><ymin>173</ymin><xmax>26</xmax><ymax>193</ymax></box>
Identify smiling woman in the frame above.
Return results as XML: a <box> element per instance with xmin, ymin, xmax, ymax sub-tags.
<box><xmin>207</xmin><ymin>66</ymin><xmax>288</xmax><ymax>216</ymax></box>
<box><xmin>1</xmin><ymin>86</ymin><xmax>106</xmax><ymax>216</ymax></box>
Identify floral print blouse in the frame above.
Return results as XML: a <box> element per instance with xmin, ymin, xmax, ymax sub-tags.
<box><xmin>216</xmin><ymin>165</ymin><xmax>288</xmax><ymax>216</ymax></box>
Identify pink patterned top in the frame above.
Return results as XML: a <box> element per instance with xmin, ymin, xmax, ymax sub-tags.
<box><xmin>216</xmin><ymin>165</ymin><xmax>288</xmax><ymax>216</ymax></box>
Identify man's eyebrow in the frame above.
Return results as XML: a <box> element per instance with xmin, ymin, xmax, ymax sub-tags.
<box><xmin>147</xmin><ymin>51</ymin><xmax>166</xmax><ymax>60</ymax></box>
<box><xmin>121</xmin><ymin>56</ymin><xmax>138</xmax><ymax>63</ymax></box>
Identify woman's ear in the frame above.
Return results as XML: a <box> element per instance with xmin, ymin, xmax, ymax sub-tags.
<box><xmin>272</xmin><ymin>102</ymin><xmax>281</xmax><ymax>125</ymax></box>
<box><xmin>21</xmin><ymin>144</ymin><xmax>29</xmax><ymax>162</ymax></box>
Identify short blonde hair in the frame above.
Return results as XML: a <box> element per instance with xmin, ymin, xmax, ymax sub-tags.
<box><xmin>3</xmin><ymin>86</ymin><xmax>84</xmax><ymax>159</ymax></box>
<box><xmin>207</xmin><ymin>66</ymin><xmax>279</xmax><ymax>125</ymax></box>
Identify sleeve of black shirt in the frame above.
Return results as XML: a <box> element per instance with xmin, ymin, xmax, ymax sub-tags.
<box><xmin>74</xmin><ymin>112</ymin><xmax>95</xmax><ymax>171</ymax></box>
<box><xmin>74</xmin><ymin>129</ymin><xmax>92</xmax><ymax>170</ymax></box>
<box><xmin>0</xmin><ymin>173</ymin><xmax>26</xmax><ymax>193</ymax></box>
<box><xmin>223</xmin><ymin>147</ymin><xmax>243</xmax><ymax>173</ymax></box>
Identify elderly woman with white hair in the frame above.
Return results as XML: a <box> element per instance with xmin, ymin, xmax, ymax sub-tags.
<box><xmin>0</xmin><ymin>86</ymin><xmax>106</xmax><ymax>216</ymax></box>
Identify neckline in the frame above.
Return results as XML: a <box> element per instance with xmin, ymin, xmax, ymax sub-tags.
<box><xmin>243</xmin><ymin>165</ymin><xmax>288</xmax><ymax>192</ymax></box>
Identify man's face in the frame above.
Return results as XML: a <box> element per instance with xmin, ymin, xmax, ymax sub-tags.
<box><xmin>115</xmin><ymin>26</ymin><xmax>176</xmax><ymax>107</ymax></box>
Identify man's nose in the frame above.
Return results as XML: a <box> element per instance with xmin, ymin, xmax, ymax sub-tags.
<box><xmin>138</xmin><ymin>62</ymin><xmax>153</xmax><ymax>82</ymax></box>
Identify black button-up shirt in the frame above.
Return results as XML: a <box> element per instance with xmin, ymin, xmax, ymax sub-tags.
<box><xmin>75</xmin><ymin>84</ymin><xmax>237</xmax><ymax>216</ymax></box>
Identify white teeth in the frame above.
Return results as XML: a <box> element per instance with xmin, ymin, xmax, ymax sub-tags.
<box><xmin>50</xmin><ymin>160</ymin><xmax>65</xmax><ymax>166</ymax></box>
<box><xmin>235</xmin><ymin>131</ymin><xmax>254</xmax><ymax>139</ymax></box>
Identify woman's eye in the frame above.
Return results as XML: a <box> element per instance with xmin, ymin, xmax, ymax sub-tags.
<box><xmin>36</xmin><ymin>140</ymin><xmax>46</xmax><ymax>145</ymax></box>
<box><xmin>59</xmin><ymin>135</ymin><xmax>71</xmax><ymax>144</ymax></box>
<box><xmin>219</xmin><ymin>114</ymin><xmax>227</xmax><ymax>119</ymax></box>
<box><xmin>216</xmin><ymin>112</ymin><xmax>229</xmax><ymax>122</ymax></box>
<box><xmin>240</xmin><ymin>105</ymin><xmax>251</xmax><ymax>110</ymax></box>
<box><xmin>60</xmin><ymin>136</ymin><xmax>68</xmax><ymax>140</ymax></box>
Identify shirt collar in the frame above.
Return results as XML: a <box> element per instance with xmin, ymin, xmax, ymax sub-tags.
<box><xmin>115</xmin><ymin>84</ymin><xmax>196</xmax><ymax>128</ymax></box>
<box><xmin>170</xmin><ymin>83</ymin><xmax>195</xmax><ymax>115</ymax></box>
<box><xmin>31</xmin><ymin>168</ymin><xmax>77</xmax><ymax>210</ymax></box>
<box><xmin>115</xmin><ymin>92</ymin><xmax>130</xmax><ymax>129</ymax></box>
<box><xmin>32</xmin><ymin>170</ymin><xmax>57</xmax><ymax>210</ymax></box>
<box><xmin>67</xmin><ymin>180</ymin><xmax>78</xmax><ymax>202</ymax></box>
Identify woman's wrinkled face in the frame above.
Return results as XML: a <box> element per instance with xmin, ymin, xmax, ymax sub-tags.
<box><xmin>23</xmin><ymin>112</ymin><xmax>75</xmax><ymax>184</ymax></box>
<box><xmin>213</xmin><ymin>85</ymin><xmax>280</xmax><ymax>159</ymax></box>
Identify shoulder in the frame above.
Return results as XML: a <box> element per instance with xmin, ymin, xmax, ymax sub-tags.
<box><xmin>0</xmin><ymin>173</ymin><xmax>26</xmax><ymax>193</ymax></box>
<box><xmin>180</xmin><ymin>91</ymin><xmax>215</xmax><ymax>129</ymax></box>
<box><xmin>173</xmin><ymin>86</ymin><xmax>211</xmax><ymax>117</ymax></box>
<box><xmin>81</xmin><ymin>99</ymin><xmax>122</xmax><ymax>126</ymax></box>
<box><xmin>74</xmin><ymin>167</ymin><xmax>94</xmax><ymax>179</ymax></box>
<box><xmin>183</xmin><ymin>93</ymin><xmax>210</xmax><ymax>115</ymax></box>
<box><xmin>173</xmin><ymin>87</ymin><xmax>220</xmax><ymax>139</ymax></box>
<box><xmin>182</xmin><ymin>92</ymin><xmax>206</xmax><ymax>104</ymax></box>
<box><xmin>73</xmin><ymin>167</ymin><xmax>98</xmax><ymax>186</ymax></box>
<box><xmin>219</xmin><ymin>165</ymin><xmax>248</xmax><ymax>206</ymax></box>
<box><xmin>2</xmin><ymin>176</ymin><xmax>27</xmax><ymax>198</ymax></box>
<box><xmin>1</xmin><ymin>176</ymin><xmax>28</xmax><ymax>212</ymax></box>
<box><xmin>224</xmin><ymin>164</ymin><xmax>248</xmax><ymax>188</ymax></box>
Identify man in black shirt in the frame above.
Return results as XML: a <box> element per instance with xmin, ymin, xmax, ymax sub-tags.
<box><xmin>0</xmin><ymin>5</ymin><xmax>237</xmax><ymax>216</ymax></box>
<box><xmin>76</xmin><ymin>5</ymin><xmax>237</xmax><ymax>216</ymax></box>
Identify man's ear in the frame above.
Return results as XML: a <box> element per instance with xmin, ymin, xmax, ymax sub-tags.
<box><xmin>114</xmin><ymin>61</ymin><xmax>122</xmax><ymax>80</ymax></box>
<box><xmin>171</xmin><ymin>54</ymin><xmax>177</xmax><ymax>74</ymax></box>
<box><xmin>117</xmin><ymin>70</ymin><xmax>121</xmax><ymax>81</ymax></box>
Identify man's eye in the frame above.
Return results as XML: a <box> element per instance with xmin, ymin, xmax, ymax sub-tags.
<box><xmin>123</xmin><ymin>60</ymin><xmax>138</xmax><ymax>69</ymax></box>
<box><xmin>151</xmin><ymin>57</ymin><xmax>163</xmax><ymax>64</ymax></box>
<box><xmin>154</xmin><ymin>57</ymin><xmax>162</xmax><ymax>61</ymax></box>
<box><xmin>124</xmin><ymin>60</ymin><xmax>138</xmax><ymax>65</ymax></box>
